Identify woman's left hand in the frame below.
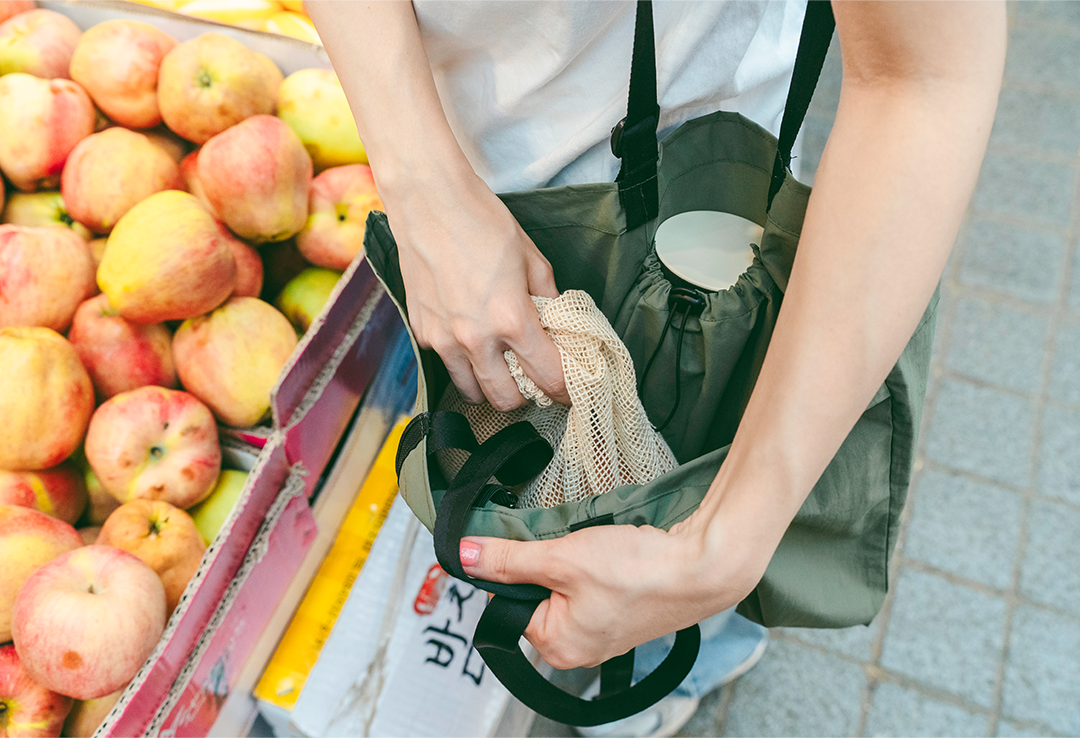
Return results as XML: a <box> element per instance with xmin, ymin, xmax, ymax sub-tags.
<box><xmin>458</xmin><ymin>517</ymin><xmax>760</xmax><ymax>669</ymax></box>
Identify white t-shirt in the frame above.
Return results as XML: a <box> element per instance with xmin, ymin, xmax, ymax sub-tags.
<box><xmin>413</xmin><ymin>0</ymin><xmax>808</xmax><ymax>192</ymax></box>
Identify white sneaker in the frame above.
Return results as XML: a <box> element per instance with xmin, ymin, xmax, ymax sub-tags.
<box><xmin>573</xmin><ymin>688</ymin><xmax>700</xmax><ymax>738</ymax></box>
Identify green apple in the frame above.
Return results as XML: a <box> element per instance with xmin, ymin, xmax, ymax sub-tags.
<box><xmin>187</xmin><ymin>469</ymin><xmax>248</xmax><ymax>544</ymax></box>
<box><xmin>277</xmin><ymin>68</ymin><xmax>366</xmax><ymax>171</ymax></box>
<box><xmin>275</xmin><ymin>267</ymin><xmax>342</xmax><ymax>336</ymax></box>
<box><xmin>2</xmin><ymin>190</ymin><xmax>93</xmax><ymax>240</ymax></box>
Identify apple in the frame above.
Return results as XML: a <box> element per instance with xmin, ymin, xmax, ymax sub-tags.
<box><xmin>187</xmin><ymin>469</ymin><xmax>248</xmax><ymax>544</ymax></box>
<box><xmin>198</xmin><ymin>114</ymin><xmax>313</xmax><ymax>243</ymax></box>
<box><xmin>0</xmin><ymin>328</ymin><xmax>94</xmax><ymax>472</ymax></box>
<box><xmin>68</xmin><ymin>293</ymin><xmax>179</xmax><ymax>400</ymax></box>
<box><xmin>0</xmin><ymin>505</ymin><xmax>82</xmax><ymax>643</ymax></box>
<box><xmin>277</xmin><ymin>68</ymin><xmax>367</xmax><ymax>171</ymax></box>
<box><xmin>216</xmin><ymin>222</ymin><xmax>264</xmax><ymax>298</ymax></box>
<box><xmin>157</xmin><ymin>32</ymin><xmax>283</xmax><ymax>145</ymax></box>
<box><xmin>0</xmin><ymin>461</ymin><xmax>88</xmax><ymax>525</ymax></box>
<box><xmin>178</xmin><ymin>149</ymin><xmax>213</xmax><ymax>211</ymax></box>
<box><xmin>61</xmin><ymin>686</ymin><xmax>122</xmax><ymax>738</ymax></box>
<box><xmin>0</xmin><ymin>74</ymin><xmax>95</xmax><ymax>192</ymax></box>
<box><xmin>0</xmin><ymin>644</ymin><xmax>73</xmax><ymax>738</ymax></box>
<box><xmin>68</xmin><ymin>20</ymin><xmax>177</xmax><ymax>130</ymax></box>
<box><xmin>62</xmin><ymin>128</ymin><xmax>183</xmax><ymax>234</ymax></box>
<box><xmin>1</xmin><ymin>191</ymin><xmax>93</xmax><ymax>241</ymax></box>
<box><xmin>275</xmin><ymin>267</ymin><xmax>342</xmax><ymax>336</ymax></box>
<box><xmin>173</xmin><ymin>297</ymin><xmax>299</xmax><ymax>427</ymax></box>
<box><xmin>97</xmin><ymin>499</ymin><xmax>206</xmax><ymax>614</ymax></box>
<box><xmin>97</xmin><ymin>190</ymin><xmax>238</xmax><ymax>324</ymax></box>
<box><xmin>0</xmin><ymin>2</ymin><xmax>35</xmax><ymax>25</ymax></box>
<box><xmin>0</xmin><ymin>225</ymin><xmax>96</xmax><ymax>332</ymax></box>
<box><xmin>296</xmin><ymin>164</ymin><xmax>381</xmax><ymax>270</ymax></box>
<box><xmin>84</xmin><ymin>386</ymin><xmax>221</xmax><ymax>509</ymax></box>
<box><xmin>0</xmin><ymin>9</ymin><xmax>80</xmax><ymax>80</ymax></box>
<box><xmin>12</xmin><ymin>545</ymin><xmax>167</xmax><ymax>700</ymax></box>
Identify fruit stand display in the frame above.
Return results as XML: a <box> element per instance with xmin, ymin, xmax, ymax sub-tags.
<box><xmin>0</xmin><ymin>2</ymin><xmax>412</xmax><ymax>736</ymax></box>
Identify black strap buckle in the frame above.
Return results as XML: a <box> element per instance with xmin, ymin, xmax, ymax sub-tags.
<box><xmin>610</xmin><ymin>118</ymin><xmax>626</xmax><ymax>158</ymax></box>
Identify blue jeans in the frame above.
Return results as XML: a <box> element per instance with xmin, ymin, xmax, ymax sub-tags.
<box><xmin>629</xmin><ymin>609</ymin><xmax>768</xmax><ymax>698</ymax></box>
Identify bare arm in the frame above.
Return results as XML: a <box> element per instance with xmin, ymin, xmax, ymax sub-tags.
<box><xmin>308</xmin><ymin>1</ymin><xmax>568</xmax><ymax>409</ymax></box>
<box><xmin>463</xmin><ymin>0</ymin><xmax>1007</xmax><ymax>669</ymax></box>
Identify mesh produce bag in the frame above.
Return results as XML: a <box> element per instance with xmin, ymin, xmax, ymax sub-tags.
<box><xmin>437</xmin><ymin>290</ymin><xmax>677</xmax><ymax>509</ymax></box>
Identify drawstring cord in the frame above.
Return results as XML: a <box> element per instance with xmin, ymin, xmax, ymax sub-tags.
<box><xmin>637</xmin><ymin>287</ymin><xmax>707</xmax><ymax>433</ymax></box>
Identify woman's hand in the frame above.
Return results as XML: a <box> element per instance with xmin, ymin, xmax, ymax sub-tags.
<box><xmin>387</xmin><ymin>170</ymin><xmax>569</xmax><ymax>411</ymax></box>
<box><xmin>458</xmin><ymin>510</ymin><xmax>765</xmax><ymax>669</ymax></box>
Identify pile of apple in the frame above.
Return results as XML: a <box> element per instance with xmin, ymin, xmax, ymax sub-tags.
<box><xmin>0</xmin><ymin>3</ymin><xmax>383</xmax><ymax>736</ymax></box>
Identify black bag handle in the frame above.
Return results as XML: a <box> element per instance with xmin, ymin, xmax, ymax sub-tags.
<box><xmin>396</xmin><ymin>412</ymin><xmax>701</xmax><ymax>726</ymax></box>
<box><xmin>616</xmin><ymin>0</ymin><xmax>837</xmax><ymax>227</ymax></box>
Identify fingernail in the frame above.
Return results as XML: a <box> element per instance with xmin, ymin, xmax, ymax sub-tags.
<box><xmin>460</xmin><ymin>540</ymin><xmax>481</xmax><ymax>571</ymax></box>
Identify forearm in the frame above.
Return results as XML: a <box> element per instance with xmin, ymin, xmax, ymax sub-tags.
<box><xmin>306</xmin><ymin>1</ymin><xmax>476</xmax><ymax>206</ymax></box>
<box><xmin>686</xmin><ymin>3</ymin><xmax>1007</xmax><ymax>603</ymax></box>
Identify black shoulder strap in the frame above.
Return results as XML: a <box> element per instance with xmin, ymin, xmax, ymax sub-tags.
<box><xmin>615</xmin><ymin>0</ymin><xmax>836</xmax><ymax>228</ymax></box>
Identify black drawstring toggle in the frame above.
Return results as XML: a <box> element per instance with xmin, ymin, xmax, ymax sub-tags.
<box><xmin>637</xmin><ymin>286</ymin><xmax>707</xmax><ymax>433</ymax></box>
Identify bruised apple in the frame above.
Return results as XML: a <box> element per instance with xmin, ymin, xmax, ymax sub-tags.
<box><xmin>198</xmin><ymin>115</ymin><xmax>312</xmax><ymax>243</ymax></box>
<box><xmin>83</xmin><ymin>386</ymin><xmax>221</xmax><ymax>509</ymax></box>
<box><xmin>69</xmin><ymin>20</ymin><xmax>177</xmax><ymax>129</ymax></box>
<box><xmin>297</xmin><ymin>164</ymin><xmax>381</xmax><ymax>270</ymax></box>
<box><xmin>61</xmin><ymin>128</ymin><xmax>183</xmax><ymax>234</ymax></box>
<box><xmin>0</xmin><ymin>643</ymin><xmax>73</xmax><ymax>738</ymax></box>
<box><xmin>0</xmin><ymin>505</ymin><xmax>82</xmax><ymax>643</ymax></box>
<box><xmin>97</xmin><ymin>190</ymin><xmax>237</xmax><ymax>324</ymax></box>
<box><xmin>157</xmin><ymin>33</ymin><xmax>282</xmax><ymax>145</ymax></box>
<box><xmin>0</xmin><ymin>328</ymin><xmax>93</xmax><ymax>471</ymax></box>
<box><xmin>173</xmin><ymin>297</ymin><xmax>298</xmax><ymax>427</ymax></box>
<box><xmin>68</xmin><ymin>293</ymin><xmax>178</xmax><ymax>400</ymax></box>
<box><xmin>0</xmin><ymin>225</ymin><xmax>95</xmax><ymax>331</ymax></box>
<box><xmin>0</xmin><ymin>74</ymin><xmax>94</xmax><ymax>192</ymax></box>
<box><xmin>0</xmin><ymin>9</ymin><xmax>81</xmax><ymax>79</ymax></box>
<box><xmin>12</xmin><ymin>545</ymin><xmax>167</xmax><ymax>700</ymax></box>
<box><xmin>0</xmin><ymin>461</ymin><xmax>88</xmax><ymax>525</ymax></box>
<box><xmin>98</xmin><ymin>499</ymin><xmax>206</xmax><ymax>614</ymax></box>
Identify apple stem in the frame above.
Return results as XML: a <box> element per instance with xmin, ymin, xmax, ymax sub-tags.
<box><xmin>150</xmin><ymin>446</ymin><xmax>165</xmax><ymax>459</ymax></box>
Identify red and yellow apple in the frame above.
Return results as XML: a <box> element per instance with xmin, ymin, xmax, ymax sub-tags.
<box><xmin>275</xmin><ymin>267</ymin><xmax>342</xmax><ymax>335</ymax></box>
<box><xmin>0</xmin><ymin>8</ymin><xmax>80</xmax><ymax>80</ymax></box>
<box><xmin>83</xmin><ymin>386</ymin><xmax>222</xmax><ymax>510</ymax></box>
<box><xmin>1</xmin><ymin>191</ymin><xmax>93</xmax><ymax>241</ymax></box>
<box><xmin>277</xmin><ymin>68</ymin><xmax>366</xmax><ymax>171</ymax></box>
<box><xmin>61</xmin><ymin>128</ymin><xmax>183</xmax><ymax>234</ymax></box>
<box><xmin>0</xmin><ymin>328</ymin><xmax>94</xmax><ymax>471</ymax></box>
<box><xmin>97</xmin><ymin>499</ymin><xmax>206</xmax><ymax>614</ymax></box>
<box><xmin>297</xmin><ymin>164</ymin><xmax>381</xmax><ymax>270</ymax></box>
<box><xmin>0</xmin><ymin>74</ymin><xmax>94</xmax><ymax>192</ymax></box>
<box><xmin>0</xmin><ymin>505</ymin><xmax>82</xmax><ymax>643</ymax></box>
<box><xmin>173</xmin><ymin>297</ymin><xmax>298</xmax><ymax>427</ymax></box>
<box><xmin>97</xmin><ymin>190</ymin><xmax>237</xmax><ymax>324</ymax></box>
<box><xmin>0</xmin><ymin>643</ymin><xmax>73</xmax><ymax>738</ymax></box>
<box><xmin>0</xmin><ymin>225</ymin><xmax>95</xmax><ymax>332</ymax></box>
<box><xmin>157</xmin><ymin>32</ymin><xmax>283</xmax><ymax>145</ymax></box>
<box><xmin>68</xmin><ymin>294</ymin><xmax>178</xmax><ymax>400</ymax></box>
<box><xmin>69</xmin><ymin>20</ymin><xmax>176</xmax><ymax>130</ymax></box>
<box><xmin>187</xmin><ymin>469</ymin><xmax>247</xmax><ymax>544</ymax></box>
<box><xmin>12</xmin><ymin>545</ymin><xmax>167</xmax><ymax>700</ymax></box>
<box><xmin>198</xmin><ymin>114</ymin><xmax>313</xmax><ymax>243</ymax></box>
<box><xmin>0</xmin><ymin>462</ymin><xmax>88</xmax><ymax>525</ymax></box>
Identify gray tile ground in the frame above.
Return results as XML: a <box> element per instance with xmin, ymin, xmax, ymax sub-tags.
<box><xmin>528</xmin><ymin>3</ymin><xmax>1080</xmax><ymax>736</ymax></box>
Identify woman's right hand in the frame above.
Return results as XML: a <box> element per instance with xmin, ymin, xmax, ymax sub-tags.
<box><xmin>309</xmin><ymin>1</ymin><xmax>568</xmax><ymax>410</ymax></box>
<box><xmin>388</xmin><ymin>170</ymin><xmax>569</xmax><ymax>410</ymax></box>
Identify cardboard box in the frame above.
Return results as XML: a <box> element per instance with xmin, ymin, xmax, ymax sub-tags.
<box><xmin>29</xmin><ymin>6</ymin><xmax>410</xmax><ymax>735</ymax></box>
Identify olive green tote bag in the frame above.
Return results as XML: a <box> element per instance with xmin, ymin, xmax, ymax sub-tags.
<box><xmin>363</xmin><ymin>0</ymin><xmax>936</xmax><ymax>726</ymax></box>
